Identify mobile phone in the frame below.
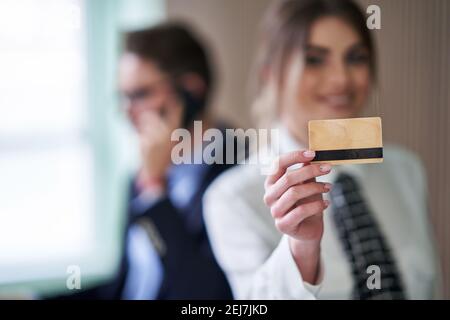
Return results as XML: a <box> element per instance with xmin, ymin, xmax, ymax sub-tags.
<box><xmin>175</xmin><ymin>86</ymin><xmax>205</xmax><ymax>128</ymax></box>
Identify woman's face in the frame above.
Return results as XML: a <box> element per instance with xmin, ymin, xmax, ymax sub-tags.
<box><xmin>280</xmin><ymin>16</ymin><xmax>372</xmax><ymax>145</ymax></box>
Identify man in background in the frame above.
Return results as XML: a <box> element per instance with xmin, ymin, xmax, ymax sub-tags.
<box><xmin>52</xmin><ymin>22</ymin><xmax>234</xmax><ymax>299</ymax></box>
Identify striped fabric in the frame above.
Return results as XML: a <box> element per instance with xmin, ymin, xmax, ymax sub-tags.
<box><xmin>329</xmin><ymin>173</ymin><xmax>406</xmax><ymax>300</ymax></box>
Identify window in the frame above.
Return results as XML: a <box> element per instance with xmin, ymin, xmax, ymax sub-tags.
<box><xmin>0</xmin><ymin>0</ymin><xmax>164</xmax><ymax>297</ymax></box>
<box><xmin>0</xmin><ymin>0</ymin><xmax>95</xmax><ymax>291</ymax></box>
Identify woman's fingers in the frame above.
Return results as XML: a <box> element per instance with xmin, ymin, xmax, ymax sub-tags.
<box><xmin>274</xmin><ymin>199</ymin><xmax>329</xmax><ymax>234</ymax></box>
<box><xmin>265</xmin><ymin>150</ymin><xmax>316</xmax><ymax>187</ymax></box>
<box><xmin>264</xmin><ymin>163</ymin><xmax>332</xmax><ymax>206</ymax></box>
<box><xmin>270</xmin><ymin>182</ymin><xmax>331</xmax><ymax>218</ymax></box>
<box><xmin>262</xmin><ymin>151</ymin><xmax>331</xmax><ymax>243</ymax></box>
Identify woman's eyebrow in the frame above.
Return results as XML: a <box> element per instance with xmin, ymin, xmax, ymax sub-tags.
<box><xmin>305</xmin><ymin>42</ymin><xmax>368</xmax><ymax>53</ymax></box>
<box><xmin>305</xmin><ymin>44</ymin><xmax>329</xmax><ymax>54</ymax></box>
<box><xmin>347</xmin><ymin>42</ymin><xmax>368</xmax><ymax>51</ymax></box>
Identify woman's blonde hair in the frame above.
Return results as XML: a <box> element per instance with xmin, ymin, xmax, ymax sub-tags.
<box><xmin>251</xmin><ymin>0</ymin><xmax>376</xmax><ymax>129</ymax></box>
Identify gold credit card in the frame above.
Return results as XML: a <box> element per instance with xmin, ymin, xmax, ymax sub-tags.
<box><xmin>308</xmin><ymin>117</ymin><xmax>383</xmax><ymax>165</ymax></box>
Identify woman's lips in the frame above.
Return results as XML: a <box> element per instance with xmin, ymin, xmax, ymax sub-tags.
<box><xmin>318</xmin><ymin>94</ymin><xmax>352</xmax><ymax>109</ymax></box>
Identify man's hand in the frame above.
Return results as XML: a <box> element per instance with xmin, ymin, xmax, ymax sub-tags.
<box><xmin>137</xmin><ymin>94</ymin><xmax>183</xmax><ymax>192</ymax></box>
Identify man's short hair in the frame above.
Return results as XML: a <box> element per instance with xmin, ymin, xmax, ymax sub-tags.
<box><xmin>124</xmin><ymin>22</ymin><xmax>215</xmax><ymax>108</ymax></box>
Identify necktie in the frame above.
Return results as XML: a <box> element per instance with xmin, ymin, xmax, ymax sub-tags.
<box><xmin>122</xmin><ymin>223</ymin><xmax>163</xmax><ymax>300</ymax></box>
<box><xmin>329</xmin><ymin>172</ymin><xmax>406</xmax><ymax>300</ymax></box>
<box><xmin>122</xmin><ymin>164</ymin><xmax>205</xmax><ymax>300</ymax></box>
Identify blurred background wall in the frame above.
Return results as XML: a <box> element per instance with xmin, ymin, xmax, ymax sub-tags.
<box><xmin>166</xmin><ymin>0</ymin><xmax>450</xmax><ymax>298</ymax></box>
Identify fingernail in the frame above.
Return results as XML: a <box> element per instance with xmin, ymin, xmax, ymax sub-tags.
<box><xmin>303</xmin><ymin>150</ymin><xmax>315</xmax><ymax>158</ymax></box>
<box><xmin>323</xmin><ymin>200</ymin><xmax>330</xmax><ymax>207</ymax></box>
<box><xmin>320</xmin><ymin>164</ymin><xmax>332</xmax><ymax>172</ymax></box>
<box><xmin>324</xmin><ymin>183</ymin><xmax>332</xmax><ymax>191</ymax></box>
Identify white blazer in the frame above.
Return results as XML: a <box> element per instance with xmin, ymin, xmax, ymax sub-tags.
<box><xmin>203</xmin><ymin>126</ymin><xmax>441</xmax><ymax>299</ymax></box>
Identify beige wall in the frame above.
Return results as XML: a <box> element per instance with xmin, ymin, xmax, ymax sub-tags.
<box><xmin>358</xmin><ymin>0</ymin><xmax>450</xmax><ymax>298</ymax></box>
<box><xmin>167</xmin><ymin>0</ymin><xmax>450</xmax><ymax>298</ymax></box>
<box><xmin>166</xmin><ymin>0</ymin><xmax>272</xmax><ymax>127</ymax></box>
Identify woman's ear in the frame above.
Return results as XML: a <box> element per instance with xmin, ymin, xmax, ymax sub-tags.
<box><xmin>178</xmin><ymin>73</ymin><xmax>206</xmax><ymax>98</ymax></box>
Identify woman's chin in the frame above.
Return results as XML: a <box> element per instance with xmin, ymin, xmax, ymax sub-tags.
<box><xmin>319</xmin><ymin>106</ymin><xmax>359</xmax><ymax>119</ymax></box>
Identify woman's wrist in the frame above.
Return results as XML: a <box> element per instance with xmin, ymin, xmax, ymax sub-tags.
<box><xmin>289</xmin><ymin>237</ymin><xmax>322</xmax><ymax>285</ymax></box>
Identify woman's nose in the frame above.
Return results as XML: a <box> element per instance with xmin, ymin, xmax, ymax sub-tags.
<box><xmin>325</xmin><ymin>61</ymin><xmax>351</xmax><ymax>90</ymax></box>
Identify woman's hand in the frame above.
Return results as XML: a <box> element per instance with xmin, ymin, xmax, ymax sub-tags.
<box><xmin>263</xmin><ymin>150</ymin><xmax>332</xmax><ymax>284</ymax></box>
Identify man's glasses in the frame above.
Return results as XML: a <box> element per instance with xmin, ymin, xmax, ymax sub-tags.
<box><xmin>119</xmin><ymin>78</ymin><xmax>170</xmax><ymax>110</ymax></box>
<box><xmin>120</xmin><ymin>86</ymin><xmax>154</xmax><ymax>108</ymax></box>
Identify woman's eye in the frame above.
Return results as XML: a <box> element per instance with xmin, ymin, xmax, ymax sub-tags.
<box><xmin>346</xmin><ymin>52</ymin><xmax>369</xmax><ymax>65</ymax></box>
<box><xmin>305</xmin><ymin>55</ymin><xmax>324</xmax><ymax>66</ymax></box>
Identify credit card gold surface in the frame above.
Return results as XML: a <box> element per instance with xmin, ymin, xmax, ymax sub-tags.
<box><xmin>308</xmin><ymin>117</ymin><xmax>383</xmax><ymax>165</ymax></box>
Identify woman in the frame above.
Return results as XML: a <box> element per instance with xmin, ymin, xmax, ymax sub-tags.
<box><xmin>203</xmin><ymin>0</ymin><xmax>441</xmax><ymax>299</ymax></box>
